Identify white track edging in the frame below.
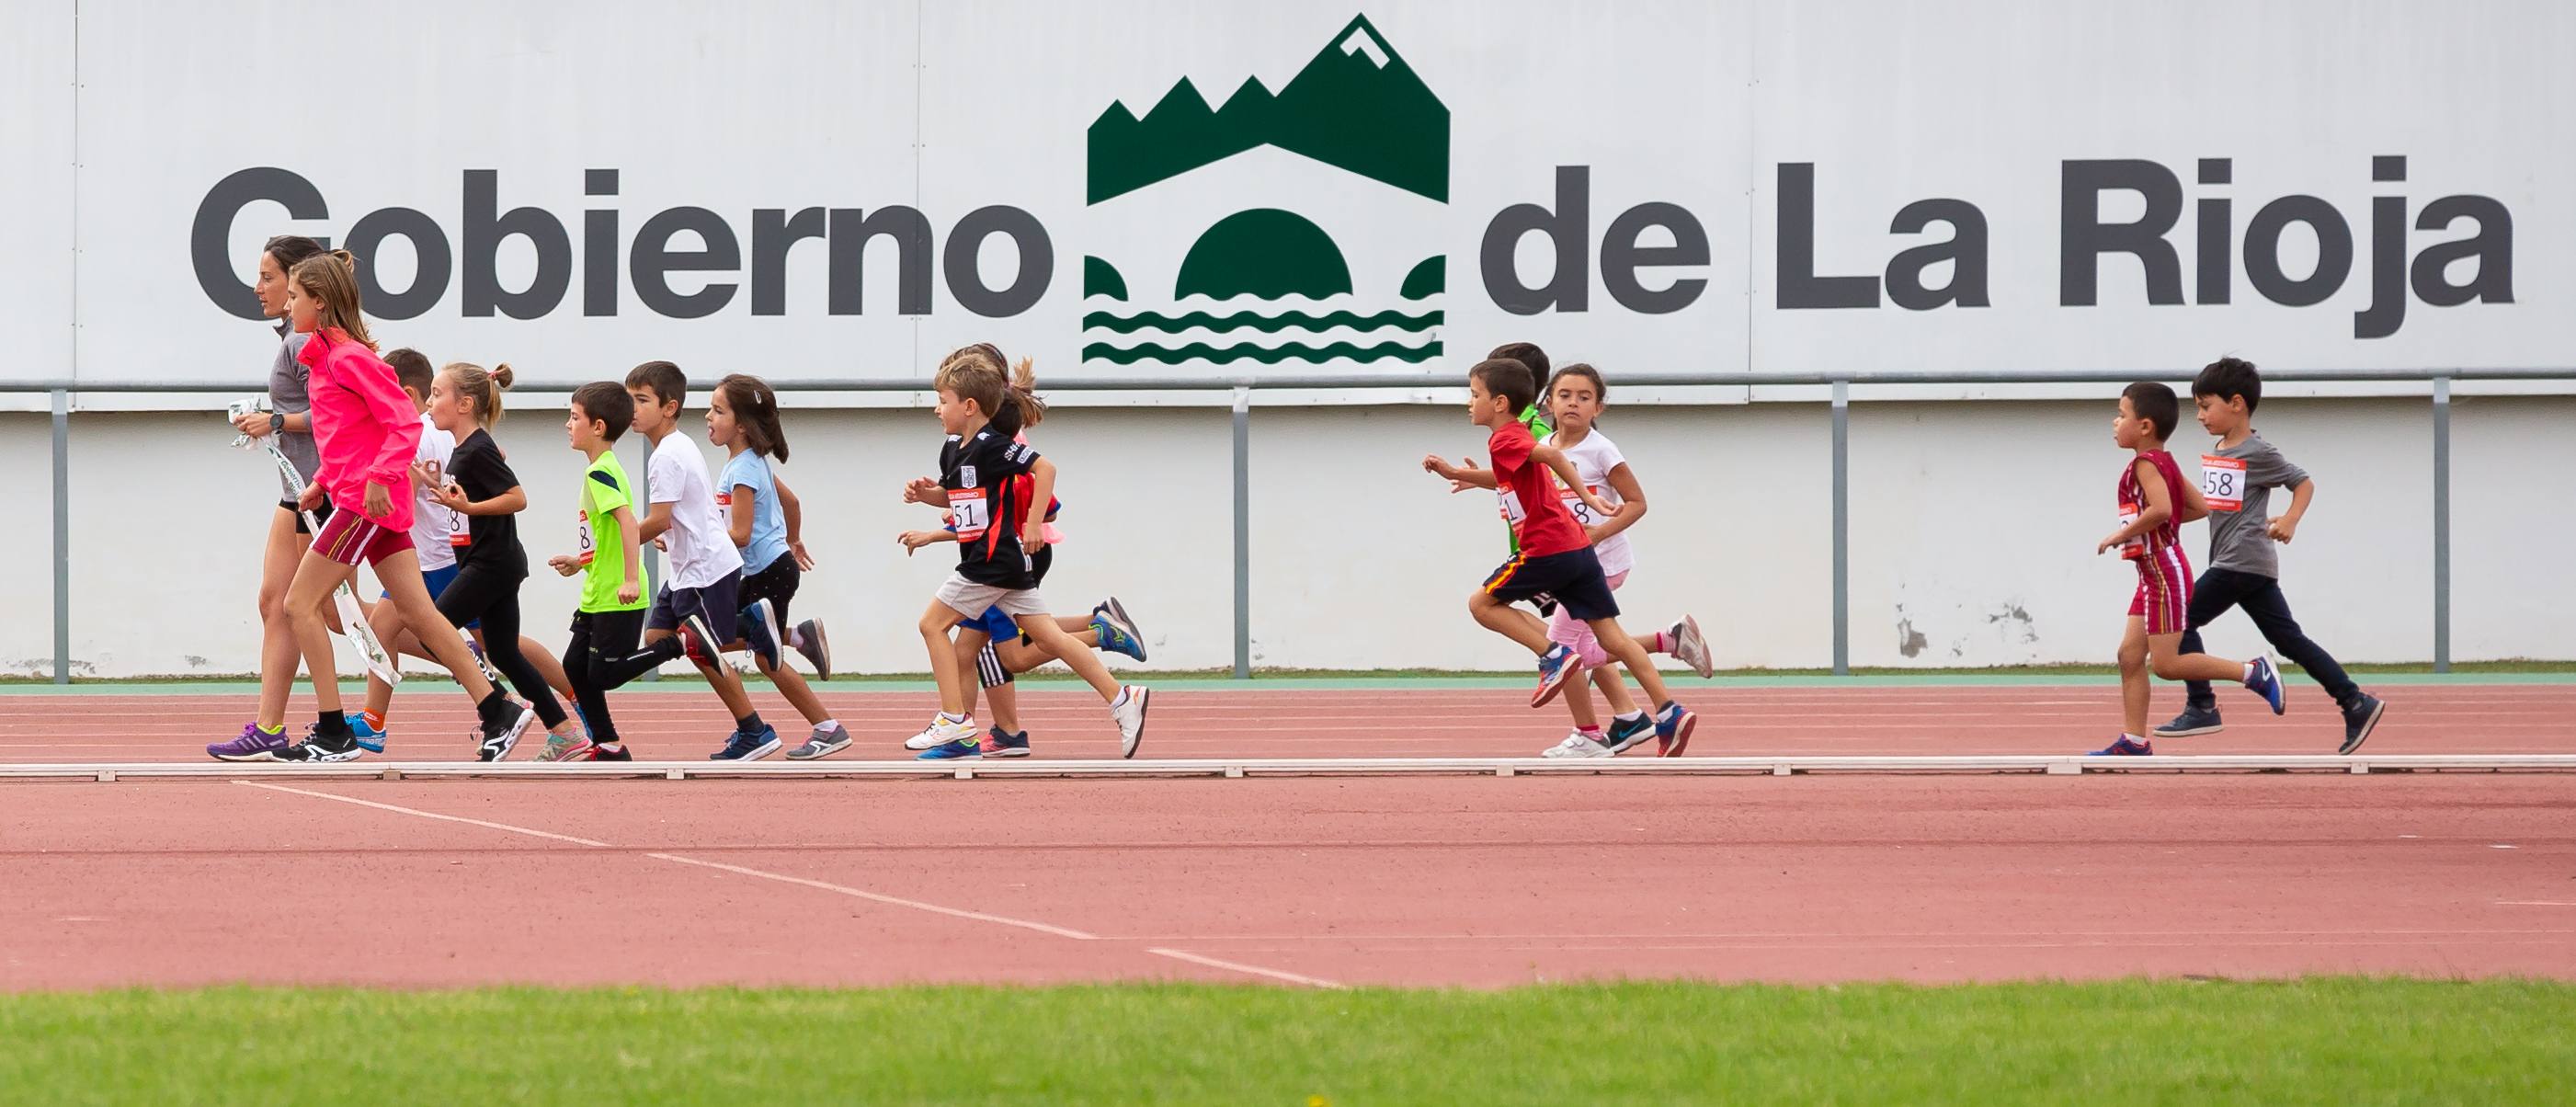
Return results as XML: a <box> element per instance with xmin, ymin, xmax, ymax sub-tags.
<box><xmin>6</xmin><ymin>754</ymin><xmax>2574</xmax><ymax>782</ymax></box>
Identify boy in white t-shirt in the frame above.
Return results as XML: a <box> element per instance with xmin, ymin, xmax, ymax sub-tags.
<box><xmin>577</xmin><ymin>361</ymin><xmax>778</xmax><ymax>760</ymax></box>
<box><xmin>1506</xmin><ymin>365</ymin><xmax>1715</xmax><ymax>757</ymax></box>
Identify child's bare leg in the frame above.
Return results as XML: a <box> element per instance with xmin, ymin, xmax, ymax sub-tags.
<box><xmin>997</xmin><ymin>637</ymin><xmax>1054</xmax><ymax>675</ymax></box>
<box><xmin>988</xmin><ymin>680</ymin><xmax>1021</xmax><ymax>734</ymax></box>
<box><xmin>360</xmin><ymin>602</ymin><xmax>413</xmax><ymax>720</ymax></box>
<box><xmin>273</xmin><ymin>553</ymin><xmax>354</xmax><ymax>723</ymax></box>
<box><xmin>755</xmin><ymin>655</ymin><xmax>831</xmax><ymax>725</ymax></box>
<box><xmin>1019</xmin><ymin>619</ymin><xmax>1121</xmax><ymax>701</ymax></box>
<box><xmin>1562</xmin><ymin>672</ymin><xmax>1600</xmax><ymax>729</ymax></box>
<box><xmin>375</xmin><ymin>554</ymin><xmax>498</xmax><ymax>704</ymax></box>
<box><xmin>521</xmin><ymin>638</ymin><xmax>577</xmax><ymax>707</ymax></box>
<box><xmin>952</xmin><ymin>627</ymin><xmax>992</xmax><ymax>720</ymax></box>
<box><xmin>1469</xmin><ymin>592</ymin><xmax>1554</xmax><ymax>654</ymax></box>
<box><xmin>918</xmin><ymin>601</ymin><xmax>977</xmax><ymax>716</ymax></box>
<box><xmin>690</xmin><ymin>651</ymin><xmax>757</xmax><ymax>719</ymax></box>
<box><xmin>2119</xmin><ymin>618</ymin><xmax>2151</xmax><ymax>736</ymax></box>
<box><xmin>1590</xmin><ymin>622</ymin><xmax>1671</xmax><ymax>707</ymax></box>
<box><xmin>2147</xmin><ymin>633</ymin><xmax>2248</xmax><ymax>684</ymax></box>
<box><xmin>1590</xmin><ymin>666</ymin><xmax>1638</xmax><ymax>715</ymax></box>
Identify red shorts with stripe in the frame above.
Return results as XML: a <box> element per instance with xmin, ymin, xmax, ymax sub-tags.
<box><xmin>313</xmin><ymin>509</ymin><xmax>414</xmax><ymax>568</ymax></box>
<box><xmin>2126</xmin><ymin>543</ymin><xmax>2194</xmax><ymax>634</ymax></box>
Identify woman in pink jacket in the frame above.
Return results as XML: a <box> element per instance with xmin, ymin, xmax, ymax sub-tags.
<box><xmin>238</xmin><ymin>251</ymin><xmax>536</xmax><ymax>763</ymax></box>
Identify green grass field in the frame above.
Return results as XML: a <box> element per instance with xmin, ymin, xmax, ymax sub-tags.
<box><xmin>4</xmin><ymin>980</ymin><xmax>2569</xmax><ymax>1104</ymax></box>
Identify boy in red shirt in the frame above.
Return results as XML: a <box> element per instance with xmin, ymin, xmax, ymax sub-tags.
<box><xmin>1425</xmin><ymin>359</ymin><xmax>1698</xmax><ymax>753</ymax></box>
<box><xmin>2091</xmin><ymin>382</ymin><xmax>2285</xmax><ymax>756</ymax></box>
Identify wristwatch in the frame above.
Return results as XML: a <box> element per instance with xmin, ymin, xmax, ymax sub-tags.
<box><xmin>270</xmin><ymin>412</ymin><xmax>287</xmax><ymax>434</ymax></box>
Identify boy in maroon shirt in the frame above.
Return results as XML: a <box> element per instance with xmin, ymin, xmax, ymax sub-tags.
<box><xmin>1425</xmin><ymin>359</ymin><xmax>1699</xmax><ymax>754</ymax></box>
<box><xmin>2092</xmin><ymin>382</ymin><xmax>2286</xmax><ymax>756</ymax></box>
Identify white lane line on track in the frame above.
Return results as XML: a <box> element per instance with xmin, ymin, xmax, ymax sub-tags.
<box><xmin>1144</xmin><ymin>947</ymin><xmax>1344</xmax><ymax>989</ymax></box>
<box><xmin>235</xmin><ymin>780</ymin><xmax>1332</xmax><ymax>987</ymax></box>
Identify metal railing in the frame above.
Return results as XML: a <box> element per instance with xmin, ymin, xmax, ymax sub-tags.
<box><xmin>14</xmin><ymin>368</ymin><xmax>2573</xmax><ymax>684</ymax></box>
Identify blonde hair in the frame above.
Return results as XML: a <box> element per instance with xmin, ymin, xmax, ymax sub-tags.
<box><xmin>441</xmin><ymin>361</ymin><xmax>516</xmax><ymax>428</ymax></box>
<box><xmin>934</xmin><ymin>344</ymin><xmax>1045</xmax><ymax>434</ymax></box>
<box><xmin>289</xmin><ymin>250</ymin><xmax>377</xmax><ymax>350</ymax></box>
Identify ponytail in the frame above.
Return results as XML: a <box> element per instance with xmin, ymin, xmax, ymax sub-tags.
<box><xmin>441</xmin><ymin>361</ymin><xmax>513</xmax><ymax>428</ymax></box>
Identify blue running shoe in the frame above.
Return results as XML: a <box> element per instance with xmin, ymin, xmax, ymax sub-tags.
<box><xmin>2245</xmin><ymin>656</ymin><xmax>2285</xmax><ymax>716</ymax></box>
<box><xmin>1091</xmin><ymin>596</ymin><xmax>1147</xmax><ymax>662</ymax></box>
<box><xmin>739</xmin><ymin>599</ymin><xmax>784</xmax><ymax>671</ymax></box>
<box><xmin>345</xmin><ymin>713</ymin><xmax>387</xmax><ymax>755</ymax></box>
<box><xmin>2153</xmin><ymin>704</ymin><xmax>2224</xmax><ymax>739</ymax></box>
<box><xmin>985</xmin><ymin>728</ymin><xmax>1032</xmax><ymax>759</ymax></box>
<box><xmin>1531</xmin><ymin>644</ymin><xmax>1582</xmax><ymax>708</ymax></box>
<box><xmin>2090</xmin><ymin>736</ymin><xmax>2155</xmax><ymax>757</ymax></box>
<box><xmin>918</xmin><ymin>736</ymin><xmax>985</xmax><ymax>760</ymax></box>
<box><xmin>1649</xmin><ymin>702</ymin><xmax>1697</xmax><ymax>757</ymax></box>
<box><xmin>709</xmin><ymin>725</ymin><xmax>781</xmax><ymax>761</ymax></box>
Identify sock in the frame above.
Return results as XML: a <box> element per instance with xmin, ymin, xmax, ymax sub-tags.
<box><xmin>314</xmin><ymin>712</ymin><xmax>351</xmax><ymax>738</ymax></box>
<box><xmin>735</xmin><ymin>712</ymin><xmax>766</xmax><ymax>736</ymax></box>
<box><xmin>1111</xmin><ymin>688</ymin><xmax>1132</xmax><ymax>708</ymax></box>
<box><xmin>2241</xmin><ymin>663</ymin><xmax>2257</xmax><ymax>684</ymax></box>
<box><xmin>598</xmin><ymin>741</ymin><xmax>624</xmax><ymax>753</ymax></box>
<box><xmin>1615</xmin><ymin>710</ymin><xmax>1645</xmax><ymax>725</ymax></box>
<box><xmin>2123</xmin><ymin>732</ymin><xmax>2148</xmax><ymax>745</ymax></box>
<box><xmin>940</xmin><ymin>711</ymin><xmax>968</xmax><ymax>725</ymax></box>
<box><xmin>256</xmin><ymin>722</ymin><xmax>283</xmax><ymax>736</ymax></box>
<box><xmin>1577</xmin><ymin>725</ymin><xmax>1604</xmax><ymax>736</ymax></box>
<box><xmin>1647</xmin><ymin>630</ymin><xmax>1670</xmax><ymax>654</ymax></box>
<box><xmin>477</xmin><ymin>689</ymin><xmax>513</xmax><ymax>719</ymax></box>
<box><xmin>815</xmin><ymin>718</ymin><xmax>840</xmax><ymax>733</ymax></box>
<box><xmin>362</xmin><ymin>710</ymin><xmax>386</xmax><ymax>732</ymax></box>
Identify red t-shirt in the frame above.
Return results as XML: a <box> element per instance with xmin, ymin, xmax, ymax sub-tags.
<box><xmin>1488</xmin><ymin>421</ymin><xmax>1590</xmax><ymax>558</ymax></box>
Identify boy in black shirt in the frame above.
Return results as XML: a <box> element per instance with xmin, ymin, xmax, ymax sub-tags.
<box><xmin>901</xmin><ymin>347</ymin><xmax>1149</xmax><ymax>758</ymax></box>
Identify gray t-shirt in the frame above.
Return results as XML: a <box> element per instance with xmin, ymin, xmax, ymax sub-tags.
<box><xmin>2203</xmin><ymin>432</ymin><xmax>2310</xmax><ymax>578</ymax></box>
<box><xmin>267</xmin><ymin>330</ymin><xmax>319</xmax><ymax>482</ymax></box>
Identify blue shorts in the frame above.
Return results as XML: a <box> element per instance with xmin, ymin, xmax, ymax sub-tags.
<box><xmin>956</xmin><ymin>605</ymin><xmax>1022</xmax><ymax>644</ymax></box>
<box><xmin>386</xmin><ymin>562</ymin><xmax>480</xmax><ymax>630</ymax></box>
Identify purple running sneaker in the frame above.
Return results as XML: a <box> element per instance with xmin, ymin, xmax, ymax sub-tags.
<box><xmin>208</xmin><ymin>723</ymin><xmax>291</xmax><ymax>762</ymax></box>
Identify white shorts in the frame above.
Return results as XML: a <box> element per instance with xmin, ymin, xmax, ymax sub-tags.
<box><xmin>935</xmin><ymin>574</ymin><xmax>1049</xmax><ymax>621</ymax></box>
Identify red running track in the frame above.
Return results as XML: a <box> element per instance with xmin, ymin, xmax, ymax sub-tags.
<box><xmin>3</xmin><ymin>774</ymin><xmax>2571</xmax><ymax>989</ymax></box>
<box><xmin>2</xmin><ymin>683</ymin><xmax>2570</xmax><ymax>989</ymax></box>
<box><xmin>0</xmin><ymin>682</ymin><xmax>2570</xmax><ymax>762</ymax></box>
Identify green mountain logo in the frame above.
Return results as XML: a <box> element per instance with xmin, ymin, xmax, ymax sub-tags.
<box><xmin>1082</xmin><ymin>14</ymin><xmax>1450</xmax><ymax>368</ymax></box>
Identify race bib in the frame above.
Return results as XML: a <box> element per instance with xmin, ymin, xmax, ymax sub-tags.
<box><xmin>2199</xmin><ymin>455</ymin><xmax>2245</xmax><ymax>512</ymax></box>
<box><xmin>576</xmin><ymin>510</ymin><xmax>597</xmax><ymax>565</ymax></box>
<box><xmin>2117</xmin><ymin>501</ymin><xmax>2145</xmax><ymax>560</ymax></box>
<box><xmin>949</xmin><ymin>487</ymin><xmax>993</xmax><ymax>539</ymax></box>
<box><xmin>1560</xmin><ymin>484</ymin><xmax>1608</xmax><ymax>528</ymax></box>
<box><xmin>1494</xmin><ymin>482</ymin><xmax>1529</xmax><ymax>531</ymax></box>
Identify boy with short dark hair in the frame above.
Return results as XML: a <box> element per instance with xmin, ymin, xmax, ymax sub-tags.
<box><xmin>547</xmin><ymin>382</ymin><xmax>647</xmax><ymax>761</ymax></box>
<box><xmin>2090</xmin><ymin>382</ymin><xmax>2285</xmax><ymax>756</ymax></box>
<box><xmin>1423</xmin><ymin>359</ymin><xmax>1697</xmax><ymax>752</ymax></box>
<box><xmin>2158</xmin><ymin>358</ymin><xmax>2386</xmax><ymax>753</ymax></box>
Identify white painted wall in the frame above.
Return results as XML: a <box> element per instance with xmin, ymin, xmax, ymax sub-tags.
<box><xmin>14</xmin><ymin>392</ymin><xmax>2569</xmax><ymax>678</ymax></box>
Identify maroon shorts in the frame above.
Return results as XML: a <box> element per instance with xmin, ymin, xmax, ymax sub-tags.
<box><xmin>313</xmin><ymin>508</ymin><xmax>414</xmax><ymax>568</ymax></box>
<box><xmin>2127</xmin><ymin>544</ymin><xmax>2194</xmax><ymax>635</ymax></box>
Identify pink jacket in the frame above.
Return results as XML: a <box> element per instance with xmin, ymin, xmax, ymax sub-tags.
<box><xmin>297</xmin><ymin>328</ymin><xmax>421</xmax><ymax>529</ymax></box>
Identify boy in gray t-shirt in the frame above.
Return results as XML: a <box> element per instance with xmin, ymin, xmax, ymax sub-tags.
<box><xmin>2159</xmin><ymin>358</ymin><xmax>2386</xmax><ymax>753</ymax></box>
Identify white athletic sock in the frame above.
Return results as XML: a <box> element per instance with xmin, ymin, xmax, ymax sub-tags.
<box><xmin>2123</xmin><ymin>732</ymin><xmax>2148</xmax><ymax>745</ymax></box>
<box><xmin>2241</xmin><ymin>663</ymin><xmax>2257</xmax><ymax>684</ymax></box>
<box><xmin>1111</xmin><ymin>688</ymin><xmax>1133</xmax><ymax>708</ymax></box>
<box><xmin>1615</xmin><ymin>710</ymin><xmax>1645</xmax><ymax>724</ymax></box>
<box><xmin>816</xmin><ymin>718</ymin><xmax>840</xmax><ymax>733</ymax></box>
<box><xmin>940</xmin><ymin>711</ymin><xmax>967</xmax><ymax>725</ymax></box>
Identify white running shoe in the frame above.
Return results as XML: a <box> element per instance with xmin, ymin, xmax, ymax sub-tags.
<box><xmin>905</xmin><ymin>714</ymin><xmax>980</xmax><ymax>751</ymax></box>
<box><xmin>1668</xmin><ymin>615</ymin><xmax>1715</xmax><ymax>679</ymax></box>
<box><xmin>1540</xmin><ymin>732</ymin><xmax>1615</xmax><ymax>759</ymax></box>
<box><xmin>1111</xmin><ymin>685</ymin><xmax>1150</xmax><ymax>759</ymax></box>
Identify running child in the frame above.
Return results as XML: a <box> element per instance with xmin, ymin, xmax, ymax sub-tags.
<box><xmin>2158</xmin><ymin>358</ymin><xmax>2387</xmax><ymax>753</ymax></box>
<box><xmin>2091</xmin><ymin>382</ymin><xmax>2286</xmax><ymax>757</ymax></box>
<box><xmin>1526</xmin><ymin>364</ymin><xmax>1710</xmax><ymax>756</ymax></box>
<box><xmin>1420</xmin><ymin>358</ymin><xmax>1697</xmax><ymax>751</ymax></box>
<box><xmin>704</xmin><ymin>373</ymin><xmax>851</xmax><ymax>760</ymax></box>
<box><xmin>352</xmin><ymin>361</ymin><xmax>584</xmax><ymax>759</ymax></box>
<box><xmin>568</xmin><ymin>361</ymin><xmax>779</xmax><ymax>760</ymax></box>
<box><xmin>228</xmin><ymin>250</ymin><xmax>534</xmax><ymax>763</ymax></box>
<box><xmin>901</xmin><ymin>346</ymin><xmax>1149</xmax><ymax>757</ymax></box>
<box><xmin>348</xmin><ymin>351</ymin><xmax>578</xmax><ymax>752</ymax></box>
<box><xmin>549</xmin><ymin>382</ymin><xmax>648</xmax><ymax>761</ymax></box>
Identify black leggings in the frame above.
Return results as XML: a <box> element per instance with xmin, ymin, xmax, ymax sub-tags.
<box><xmin>434</xmin><ymin>565</ymin><xmax>568</xmax><ymax>729</ymax></box>
<box><xmin>564</xmin><ymin>608</ymin><xmax>650</xmax><ymax>745</ymax></box>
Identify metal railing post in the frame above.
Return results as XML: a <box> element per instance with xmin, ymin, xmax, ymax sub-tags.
<box><xmin>1232</xmin><ymin>386</ymin><xmax>1251</xmax><ymax>680</ymax></box>
<box><xmin>52</xmin><ymin>388</ymin><xmax>71</xmax><ymax>685</ymax></box>
<box><xmin>1830</xmin><ymin>379</ymin><xmax>1850</xmax><ymax>677</ymax></box>
<box><xmin>2432</xmin><ymin>375</ymin><xmax>2451</xmax><ymax>673</ymax></box>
